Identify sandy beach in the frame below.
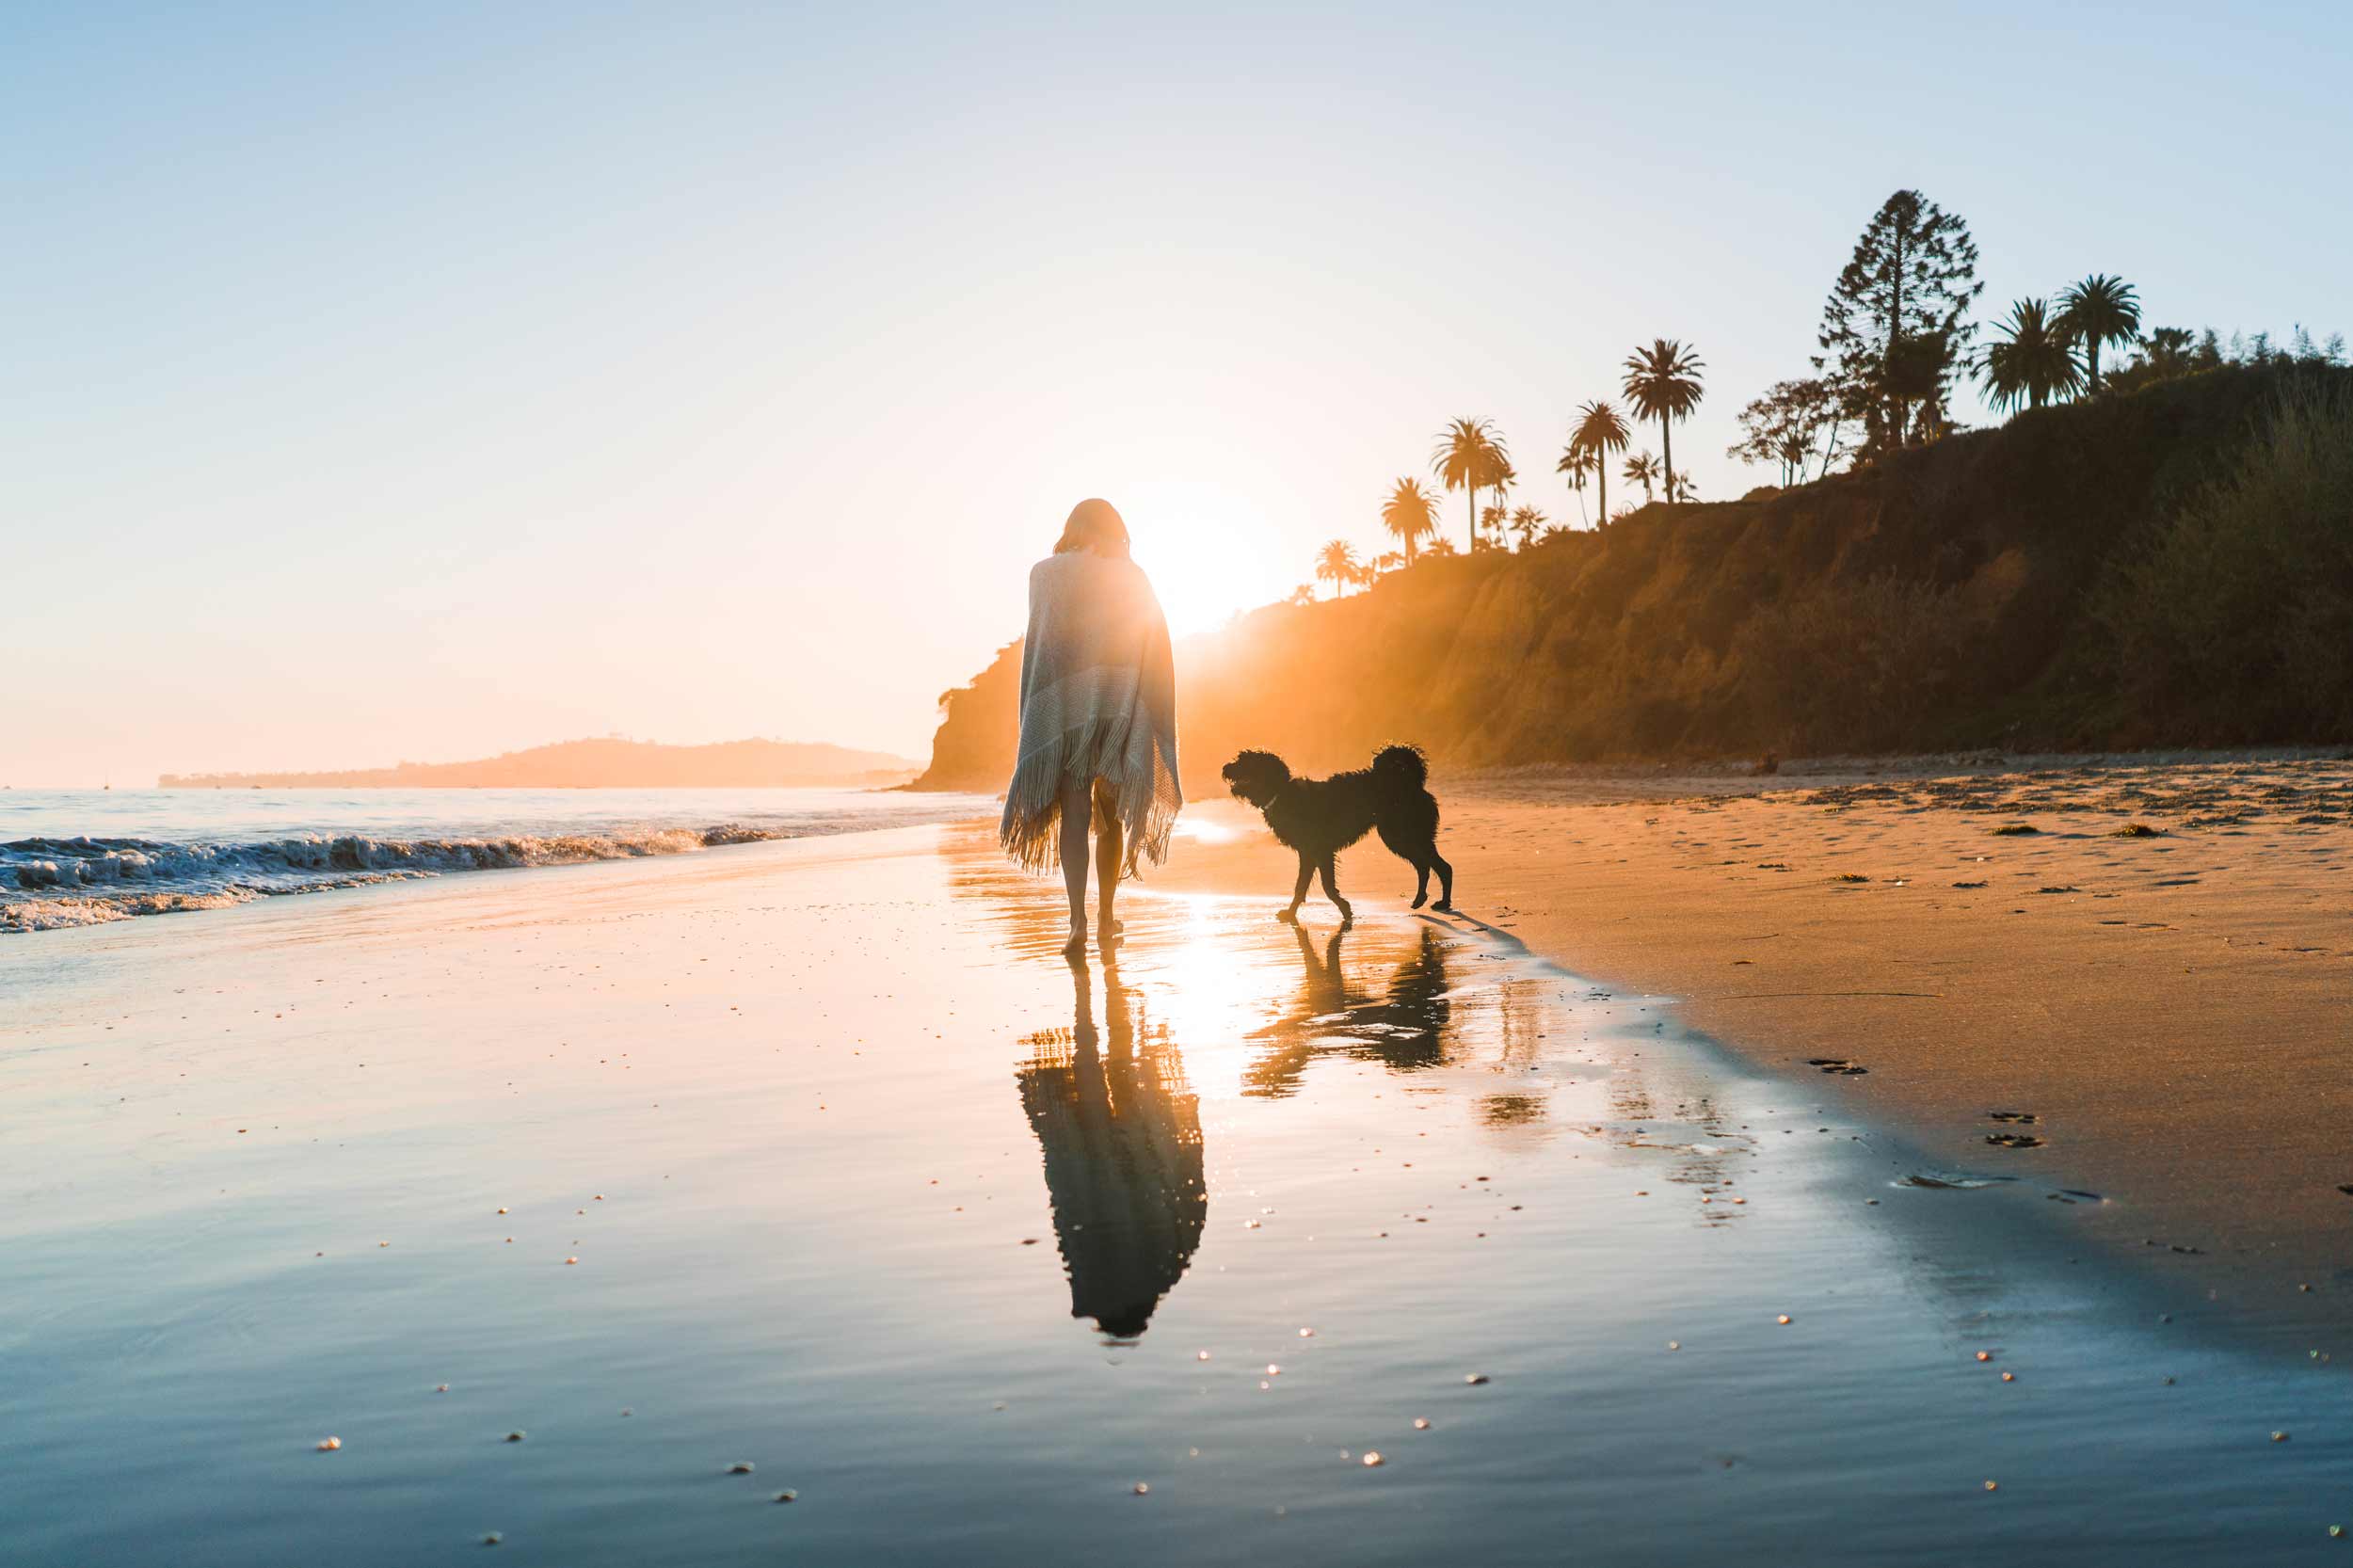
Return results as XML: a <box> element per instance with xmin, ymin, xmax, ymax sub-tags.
<box><xmin>8</xmin><ymin>786</ymin><xmax>2353</xmax><ymax>1563</ymax></box>
<box><xmin>1160</xmin><ymin>752</ymin><xmax>2353</xmax><ymax>1345</ymax></box>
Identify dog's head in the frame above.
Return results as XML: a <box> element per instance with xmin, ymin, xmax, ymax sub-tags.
<box><xmin>1221</xmin><ymin>749</ymin><xmax>1292</xmax><ymax>809</ymax></box>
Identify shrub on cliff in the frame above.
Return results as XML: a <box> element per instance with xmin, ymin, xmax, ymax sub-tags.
<box><xmin>2094</xmin><ymin>379</ymin><xmax>2353</xmax><ymax>741</ymax></box>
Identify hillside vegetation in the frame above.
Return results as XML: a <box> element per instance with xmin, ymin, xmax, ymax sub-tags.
<box><xmin>912</xmin><ymin>366</ymin><xmax>2353</xmax><ymax>794</ymax></box>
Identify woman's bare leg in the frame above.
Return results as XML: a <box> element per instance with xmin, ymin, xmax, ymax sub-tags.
<box><xmin>1095</xmin><ymin>807</ymin><xmax>1123</xmax><ymax>941</ymax></box>
<box><xmin>1059</xmin><ymin>776</ymin><xmax>1092</xmax><ymax>952</ymax></box>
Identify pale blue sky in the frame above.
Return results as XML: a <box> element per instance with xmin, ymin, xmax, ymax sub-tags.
<box><xmin>6</xmin><ymin>2</ymin><xmax>2346</xmax><ymax>783</ymax></box>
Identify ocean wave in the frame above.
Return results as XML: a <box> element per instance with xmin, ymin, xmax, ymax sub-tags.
<box><xmin>0</xmin><ymin>824</ymin><xmax>791</xmax><ymax>934</ymax></box>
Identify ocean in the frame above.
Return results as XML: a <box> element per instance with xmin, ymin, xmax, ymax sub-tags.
<box><xmin>0</xmin><ymin>787</ymin><xmax>996</xmax><ymax>933</ymax></box>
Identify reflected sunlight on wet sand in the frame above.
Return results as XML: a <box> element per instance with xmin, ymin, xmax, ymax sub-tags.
<box><xmin>3</xmin><ymin>821</ymin><xmax>2345</xmax><ymax>1566</ymax></box>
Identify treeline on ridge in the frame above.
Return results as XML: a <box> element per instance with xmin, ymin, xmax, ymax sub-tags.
<box><xmin>912</xmin><ymin>363</ymin><xmax>2353</xmax><ymax>794</ymax></box>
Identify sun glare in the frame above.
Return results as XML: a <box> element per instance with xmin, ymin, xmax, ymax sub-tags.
<box><xmin>1117</xmin><ymin>481</ymin><xmax>1292</xmax><ymax>637</ymax></box>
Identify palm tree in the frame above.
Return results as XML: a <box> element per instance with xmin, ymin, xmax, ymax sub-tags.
<box><xmin>1289</xmin><ymin>584</ymin><xmax>1317</xmax><ymax>607</ymax></box>
<box><xmin>1379</xmin><ymin>478</ymin><xmax>1440</xmax><ymax>562</ymax></box>
<box><xmin>1668</xmin><ymin>470</ymin><xmax>1699</xmax><ymax>504</ymax></box>
<box><xmin>1431</xmin><ymin>417</ymin><xmax>1510</xmax><ymax>553</ymax></box>
<box><xmin>1555</xmin><ymin>445</ymin><xmax>1593</xmax><ymax>526</ymax></box>
<box><xmin>1509</xmin><ymin>504</ymin><xmax>1547</xmax><ymax>549</ymax></box>
<box><xmin>1623</xmin><ymin>451</ymin><xmax>1661</xmax><ymax>506</ymax></box>
<box><xmin>1568</xmin><ymin>399</ymin><xmax>1633</xmax><ymax>529</ymax></box>
<box><xmin>2053</xmin><ymin>274</ymin><xmax>2140</xmax><ymax>392</ymax></box>
<box><xmin>1621</xmin><ymin>340</ymin><xmax>1705</xmax><ymax>503</ymax></box>
<box><xmin>1477</xmin><ymin>501</ymin><xmax>1509</xmax><ymax>551</ymax></box>
<box><xmin>1978</xmin><ymin>297</ymin><xmax>2083</xmax><ymax>412</ymax></box>
<box><xmin>1484</xmin><ymin>450</ymin><xmax>1517</xmax><ymax>536</ymax></box>
<box><xmin>1315</xmin><ymin>539</ymin><xmax>1357</xmax><ymax>599</ymax></box>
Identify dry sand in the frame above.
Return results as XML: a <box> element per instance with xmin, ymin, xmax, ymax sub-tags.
<box><xmin>1155</xmin><ymin>753</ymin><xmax>2353</xmax><ymax>1330</ymax></box>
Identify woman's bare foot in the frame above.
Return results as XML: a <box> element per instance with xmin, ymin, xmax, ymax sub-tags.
<box><xmin>1062</xmin><ymin>921</ymin><xmax>1087</xmax><ymax>958</ymax></box>
<box><xmin>1096</xmin><ymin>916</ymin><xmax>1122</xmax><ymax>948</ymax></box>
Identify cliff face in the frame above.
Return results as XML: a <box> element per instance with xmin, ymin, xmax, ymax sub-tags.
<box><xmin>909</xmin><ymin>365</ymin><xmax>2352</xmax><ymax>794</ymax></box>
<box><xmin>163</xmin><ymin>737</ymin><xmax>920</xmax><ymax>790</ymax></box>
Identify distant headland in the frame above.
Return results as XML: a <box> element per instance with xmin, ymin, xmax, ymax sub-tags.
<box><xmin>160</xmin><ymin>736</ymin><xmax>921</xmax><ymax>790</ymax></box>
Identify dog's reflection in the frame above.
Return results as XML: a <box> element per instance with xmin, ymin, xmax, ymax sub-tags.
<box><xmin>1016</xmin><ymin>961</ymin><xmax>1208</xmax><ymax>1342</ymax></box>
<box><xmin>1244</xmin><ymin>923</ymin><xmax>1455</xmax><ymax>1096</ymax></box>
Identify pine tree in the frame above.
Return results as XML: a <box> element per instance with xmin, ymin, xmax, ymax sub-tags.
<box><xmin>1813</xmin><ymin>190</ymin><xmax>1983</xmax><ymax>456</ymax></box>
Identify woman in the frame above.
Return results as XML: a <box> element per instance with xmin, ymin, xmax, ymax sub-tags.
<box><xmin>1000</xmin><ymin>498</ymin><xmax>1181</xmax><ymax>957</ymax></box>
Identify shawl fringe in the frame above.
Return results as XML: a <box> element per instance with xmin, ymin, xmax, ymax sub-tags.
<box><xmin>999</xmin><ymin>717</ymin><xmax>1179</xmax><ymax>876</ymax></box>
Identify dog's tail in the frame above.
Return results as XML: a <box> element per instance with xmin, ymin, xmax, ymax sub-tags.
<box><xmin>1371</xmin><ymin>744</ymin><xmax>1429</xmax><ymax>796</ymax></box>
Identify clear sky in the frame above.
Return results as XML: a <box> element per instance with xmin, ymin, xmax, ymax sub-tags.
<box><xmin>7</xmin><ymin>2</ymin><xmax>2348</xmax><ymax>785</ymax></box>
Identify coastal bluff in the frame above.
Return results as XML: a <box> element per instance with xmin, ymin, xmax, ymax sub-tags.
<box><xmin>911</xmin><ymin>364</ymin><xmax>2353</xmax><ymax>795</ymax></box>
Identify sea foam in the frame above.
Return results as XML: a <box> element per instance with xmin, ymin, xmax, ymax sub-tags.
<box><xmin>0</xmin><ymin>824</ymin><xmax>782</xmax><ymax>933</ymax></box>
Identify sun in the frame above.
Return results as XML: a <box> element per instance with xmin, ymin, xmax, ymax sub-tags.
<box><xmin>1117</xmin><ymin>482</ymin><xmax>1293</xmax><ymax>637</ymax></box>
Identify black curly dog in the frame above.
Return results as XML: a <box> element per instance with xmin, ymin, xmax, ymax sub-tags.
<box><xmin>1221</xmin><ymin>744</ymin><xmax>1454</xmax><ymax>924</ymax></box>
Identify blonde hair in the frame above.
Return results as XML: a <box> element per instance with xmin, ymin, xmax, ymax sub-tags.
<box><xmin>1053</xmin><ymin>497</ymin><xmax>1130</xmax><ymax>558</ymax></box>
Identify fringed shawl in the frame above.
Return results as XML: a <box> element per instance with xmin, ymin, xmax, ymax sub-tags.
<box><xmin>1000</xmin><ymin>551</ymin><xmax>1181</xmax><ymax>874</ymax></box>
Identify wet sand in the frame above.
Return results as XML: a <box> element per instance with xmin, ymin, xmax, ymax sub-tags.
<box><xmin>8</xmin><ymin>812</ymin><xmax>2353</xmax><ymax>1562</ymax></box>
<box><xmin>1157</xmin><ymin>754</ymin><xmax>2353</xmax><ymax>1348</ymax></box>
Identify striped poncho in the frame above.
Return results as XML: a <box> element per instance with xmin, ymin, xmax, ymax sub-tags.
<box><xmin>999</xmin><ymin>550</ymin><xmax>1181</xmax><ymax>874</ymax></box>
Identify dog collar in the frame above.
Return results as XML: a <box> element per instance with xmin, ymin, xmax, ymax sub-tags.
<box><xmin>1262</xmin><ymin>790</ymin><xmax>1283</xmax><ymax>809</ymax></box>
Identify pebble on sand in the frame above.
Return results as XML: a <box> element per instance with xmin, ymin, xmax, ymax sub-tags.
<box><xmin>1413</xmin><ymin>1418</ymin><xmax>1432</xmax><ymax>1431</ymax></box>
<box><xmin>482</xmin><ymin>1532</ymin><xmax>503</xmax><ymax>1546</ymax></box>
<box><xmin>1975</xmin><ymin>1352</ymin><xmax>1993</xmax><ymax>1362</ymax></box>
<box><xmin>1777</xmin><ymin>1315</ymin><xmax>1793</xmax><ymax>1325</ymax></box>
<box><xmin>505</xmin><ymin>1431</ymin><xmax>526</xmax><ymax>1443</ymax></box>
<box><xmin>2001</xmin><ymin>1372</ymin><xmax>2016</xmax><ymax>1383</ymax></box>
<box><xmin>315</xmin><ymin>1436</ymin><xmax>342</xmax><ymax>1451</ymax></box>
<box><xmin>2272</xmin><ymin>1432</ymin><xmax>2290</xmax><ymax>1443</ymax></box>
<box><xmin>1132</xmin><ymin>1482</ymin><xmax>1150</xmax><ymax>1496</ymax></box>
<box><xmin>1465</xmin><ymin>1373</ymin><xmax>1489</xmax><ymax>1385</ymax></box>
<box><xmin>1983</xmin><ymin>1480</ymin><xmax>1998</xmax><ymax>1493</ymax></box>
<box><xmin>729</xmin><ymin>1462</ymin><xmax>756</xmax><ymax>1473</ymax></box>
<box><xmin>1361</xmin><ymin>1451</ymin><xmax>1385</xmax><ymax>1466</ymax></box>
<box><xmin>774</xmin><ymin>1491</ymin><xmax>797</xmax><ymax>1504</ymax></box>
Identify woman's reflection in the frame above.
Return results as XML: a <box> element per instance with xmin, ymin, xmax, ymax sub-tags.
<box><xmin>1016</xmin><ymin>960</ymin><xmax>1207</xmax><ymax>1342</ymax></box>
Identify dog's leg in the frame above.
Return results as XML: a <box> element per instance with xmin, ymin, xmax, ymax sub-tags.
<box><xmin>1377</xmin><ymin>818</ymin><xmax>1434</xmax><ymax>910</ymax></box>
<box><xmin>1318</xmin><ymin>856</ymin><xmax>1353</xmax><ymax>925</ymax></box>
<box><xmin>1279</xmin><ymin>854</ymin><xmax>1312</xmax><ymax>922</ymax></box>
<box><xmin>1429</xmin><ymin>850</ymin><xmax>1454</xmax><ymax>913</ymax></box>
